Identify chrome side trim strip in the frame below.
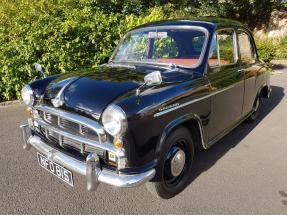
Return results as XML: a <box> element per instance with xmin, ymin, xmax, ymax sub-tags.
<box><xmin>192</xmin><ymin>114</ymin><xmax>208</xmax><ymax>150</ymax></box>
<box><xmin>154</xmin><ymin>85</ymin><xmax>234</xmax><ymax>117</ymax></box>
<box><xmin>154</xmin><ymin>94</ymin><xmax>210</xmax><ymax>117</ymax></box>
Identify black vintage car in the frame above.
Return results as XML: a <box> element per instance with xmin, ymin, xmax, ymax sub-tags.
<box><xmin>20</xmin><ymin>18</ymin><xmax>271</xmax><ymax>199</ymax></box>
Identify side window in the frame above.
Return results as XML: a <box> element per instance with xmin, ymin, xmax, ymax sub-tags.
<box><xmin>209</xmin><ymin>29</ymin><xmax>236</xmax><ymax>66</ymax></box>
<box><xmin>238</xmin><ymin>30</ymin><xmax>255</xmax><ymax>64</ymax></box>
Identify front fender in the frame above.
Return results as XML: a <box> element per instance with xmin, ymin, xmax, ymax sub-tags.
<box><xmin>155</xmin><ymin>113</ymin><xmax>206</xmax><ymax>160</ymax></box>
<box><xmin>29</xmin><ymin>75</ymin><xmax>60</xmax><ymax>99</ymax></box>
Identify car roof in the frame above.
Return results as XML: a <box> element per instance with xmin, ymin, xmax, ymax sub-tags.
<box><xmin>132</xmin><ymin>17</ymin><xmax>247</xmax><ymax>31</ymax></box>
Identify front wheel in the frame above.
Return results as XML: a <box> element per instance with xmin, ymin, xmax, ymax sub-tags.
<box><xmin>146</xmin><ymin>127</ymin><xmax>194</xmax><ymax>199</ymax></box>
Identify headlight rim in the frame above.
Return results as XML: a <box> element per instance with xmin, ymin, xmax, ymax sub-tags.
<box><xmin>102</xmin><ymin>104</ymin><xmax>127</xmax><ymax>137</ymax></box>
<box><xmin>21</xmin><ymin>84</ymin><xmax>35</xmax><ymax>107</ymax></box>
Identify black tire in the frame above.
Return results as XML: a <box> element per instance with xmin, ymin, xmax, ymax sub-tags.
<box><xmin>246</xmin><ymin>96</ymin><xmax>261</xmax><ymax>123</ymax></box>
<box><xmin>146</xmin><ymin>126</ymin><xmax>194</xmax><ymax>199</ymax></box>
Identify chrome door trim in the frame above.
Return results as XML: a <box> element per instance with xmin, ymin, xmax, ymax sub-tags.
<box><xmin>154</xmin><ymin>85</ymin><xmax>234</xmax><ymax>118</ymax></box>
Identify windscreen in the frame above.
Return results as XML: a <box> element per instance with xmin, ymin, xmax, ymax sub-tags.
<box><xmin>111</xmin><ymin>27</ymin><xmax>207</xmax><ymax>67</ymax></box>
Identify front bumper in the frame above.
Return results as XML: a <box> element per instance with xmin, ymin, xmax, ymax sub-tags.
<box><xmin>20</xmin><ymin>122</ymin><xmax>155</xmax><ymax>191</ymax></box>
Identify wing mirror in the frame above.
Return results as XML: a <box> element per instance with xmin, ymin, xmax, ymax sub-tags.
<box><xmin>144</xmin><ymin>71</ymin><xmax>162</xmax><ymax>86</ymax></box>
<box><xmin>34</xmin><ymin>63</ymin><xmax>46</xmax><ymax>78</ymax></box>
<box><xmin>136</xmin><ymin>71</ymin><xmax>162</xmax><ymax>96</ymax></box>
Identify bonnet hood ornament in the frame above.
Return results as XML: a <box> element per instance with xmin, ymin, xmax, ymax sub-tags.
<box><xmin>51</xmin><ymin>78</ymin><xmax>77</xmax><ymax>108</ymax></box>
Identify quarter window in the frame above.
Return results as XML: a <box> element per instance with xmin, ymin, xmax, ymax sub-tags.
<box><xmin>238</xmin><ymin>30</ymin><xmax>255</xmax><ymax>64</ymax></box>
<box><xmin>209</xmin><ymin>29</ymin><xmax>236</xmax><ymax>66</ymax></box>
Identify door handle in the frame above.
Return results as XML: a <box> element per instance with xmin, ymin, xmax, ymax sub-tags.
<box><xmin>238</xmin><ymin>69</ymin><xmax>245</xmax><ymax>73</ymax></box>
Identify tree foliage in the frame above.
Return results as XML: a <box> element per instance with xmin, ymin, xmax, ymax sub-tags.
<box><xmin>0</xmin><ymin>0</ymin><xmax>286</xmax><ymax>101</ymax></box>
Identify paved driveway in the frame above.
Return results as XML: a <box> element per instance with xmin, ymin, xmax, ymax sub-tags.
<box><xmin>0</xmin><ymin>69</ymin><xmax>287</xmax><ymax>215</ymax></box>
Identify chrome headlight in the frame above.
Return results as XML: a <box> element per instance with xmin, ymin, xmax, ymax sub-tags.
<box><xmin>21</xmin><ymin>85</ymin><xmax>34</xmax><ymax>106</ymax></box>
<box><xmin>102</xmin><ymin>104</ymin><xmax>127</xmax><ymax>137</ymax></box>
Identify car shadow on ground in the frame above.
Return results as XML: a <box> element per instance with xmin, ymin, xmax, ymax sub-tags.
<box><xmin>188</xmin><ymin>85</ymin><xmax>285</xmax><ymax>185</ymax></box>
<box><xmin>272</xmin><ymin>64</ymin><xmax>287</xmax><ymax>70</ymax></box>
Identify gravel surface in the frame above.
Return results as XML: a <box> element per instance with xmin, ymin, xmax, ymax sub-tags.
<box><xmin>0</xmin><ymin>68</ymin><xmax>287</xmax><ymax>215</ymax></box>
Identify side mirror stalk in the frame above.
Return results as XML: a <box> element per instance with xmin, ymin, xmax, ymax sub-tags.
<box><xmin>34</xmin><ymin>63</ymin><xmax>46</xmax><ymax>78</ymax></box>
<box><xmin>136</xmin><ymin>71</ymin><xmax>162</xmax><ymax>96</ymax></box>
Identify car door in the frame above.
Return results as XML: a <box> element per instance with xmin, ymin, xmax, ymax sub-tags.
<box><xmin>237</xmin><ymin>29</ymin><xmax>265</xmax><ymax>116</ymax></box>
<box><xmin>206</xmin><ymin>28</ymin><xmax>245</xmax><ymax>141</ymax></box>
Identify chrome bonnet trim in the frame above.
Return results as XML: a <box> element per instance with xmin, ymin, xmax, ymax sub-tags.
<box><xmin>51</xmin><ymin>78</ymin><xmax>77</xmax><ymax>108</ymax></box>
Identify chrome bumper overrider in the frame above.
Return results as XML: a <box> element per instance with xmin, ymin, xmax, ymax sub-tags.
<box><xmin>20</xmin><ymin>122</ymin><xmax>155</xmax><ymax>191</ymax></box>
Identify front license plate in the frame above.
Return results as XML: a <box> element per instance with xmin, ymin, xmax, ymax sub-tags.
<box><xmin>37</xmin><ymin>153</ymin><xmax>74</xmax><ymax>186</ymax></box>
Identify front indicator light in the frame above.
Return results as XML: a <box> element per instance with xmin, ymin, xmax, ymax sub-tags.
<box><xmin>26</xmin><ymin>107</ymin><xmax>32</xmax><ymax>115</ymax></box>
<box><xmin>113</xmin><ymin>137</ymin><xmax>123</xmax><ymax>149</ymax></box>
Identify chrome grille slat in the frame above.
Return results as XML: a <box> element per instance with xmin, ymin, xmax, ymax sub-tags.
<box><xmin>44</xmin><ymin>112</ymin><xmax>58</xmax><ymax>124</ymax></box>
<box><xmin>80</xmin><ymin>125</ymin><xmax>97</xmax><ymax>139</ymax></box>
<box><xmin>63</xmin><ymin>136</ymin><xmax>81</xmax><ymax>149</ymax></box>
<box><xmin>47</xmin><ymin>130</ymin><xmax>59</xmax><ymax>141</ymax></box>
<box><xmin>59</xmin><ymin>118</ymin><xmax>79</xmax><ymax>133</ymax></box>
<box><xmin>34</xmin><ymin>105</ymin><xmax>110</xmax><ymax>157</ymax></box>
<box><xmin>35</xmin><ymin>112</ymin><xmax>124</xmax><ymax>157</ymax></box>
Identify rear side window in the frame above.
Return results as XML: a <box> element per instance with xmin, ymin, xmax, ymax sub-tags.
<box><xmin>238</xmin><ymin>30</ymin><xmax>256</xmax><ymax>64</ymax></box>
<box><xmin>209</xmin><ymin>29</ymin><xmax>236</xmax><ymax>66</ymax></box>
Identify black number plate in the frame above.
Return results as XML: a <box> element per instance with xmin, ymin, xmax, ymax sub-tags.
<box><xmin>37</xmin><ymin>153</ymin><xmax>74</xmax><ymax>186</ymax></box>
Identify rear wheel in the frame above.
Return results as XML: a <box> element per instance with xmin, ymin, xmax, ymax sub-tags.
<box><xmin>246</xmin><ymin>96</ymin><xmax>261</xmax><ymax>122</ymax></box>
<box><xmin>146</xmin><ymin>127</ymin><xmax>194</xmax><ymax>199</ymax></box>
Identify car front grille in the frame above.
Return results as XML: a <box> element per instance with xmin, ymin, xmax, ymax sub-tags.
<box><xmin>36</xmin><ymin>107</ymin><xmax>106</xmax><ymax>158</ymax></box>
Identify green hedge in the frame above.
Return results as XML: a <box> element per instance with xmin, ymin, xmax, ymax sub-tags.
<box><xmin>0</xmin><ymin>0</ymin><xmax>286</xmax><ymax>102</ymax></box>
<box><xmin>0</xmin><ymin>1</ymin><xmax>174</xmax><ymax>101</ymax></box>
<box><xmin>255</xmin><ymin>36</ymin><xmax>287</xmax><ymax>63</ymax></box>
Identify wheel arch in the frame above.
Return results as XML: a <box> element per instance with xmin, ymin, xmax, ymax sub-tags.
<box><xmin>155</xmin><ymin>113</ymin><xmax>207</xmax><ymax>159</ymax></box>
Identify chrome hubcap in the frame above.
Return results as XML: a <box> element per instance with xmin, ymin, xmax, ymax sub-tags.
<box><xmin>170</xmin><ymin>149</ymin><xmax>186</xmax><ymax>177</ymax></box>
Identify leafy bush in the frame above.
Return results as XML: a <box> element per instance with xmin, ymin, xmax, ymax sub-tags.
<box><xmin>0</xmin><ymin>1</ymin><xmax>124</xmax><ymax>101</ymax></box>
<box><xmin>0</xmin><ymin>1</ymin><xmax>171</xmax><ymax>102</ymax></box>
<box><xmin>255</xmin><ymin>36</ymin><xmax>287</xmax><ymax>63</ymax></box>
<box><xmin>0</xmin><ymin>0</ymin><xmax>286</xmax><ymax>102</ymax></box>
<box><xmin>275</xmin><ymin>37</ymin><xmax>287</xmax><ymax>59</ymax></box>
<box><xmin>255</xmin><ymin>37</ymin><xmax>276</xmax><ymax>63</ymax></box>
